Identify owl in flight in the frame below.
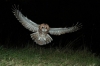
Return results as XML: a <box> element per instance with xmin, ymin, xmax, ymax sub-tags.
<box><xmin>12</xmin><ymin>6</ymin><xmax>82</xmax><ymax>45</ymax></box>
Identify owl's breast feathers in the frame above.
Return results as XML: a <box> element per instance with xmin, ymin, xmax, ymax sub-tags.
<box><xmin>30</xmin><ymin>32</ymin><xmax>53</xmax><ymax>45</ymax></box>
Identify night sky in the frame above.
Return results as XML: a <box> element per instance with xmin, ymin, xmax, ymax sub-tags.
<box><xmin>0</xmin><ymin>0</ymin><xmax>100</xmax><ymax>53</ymax></box>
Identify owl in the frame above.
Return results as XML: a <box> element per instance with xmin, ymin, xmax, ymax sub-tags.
<box><xmin>12</xmin><ymin>7</ymin><xmax>82</xmax><ymax>45</ymax></box>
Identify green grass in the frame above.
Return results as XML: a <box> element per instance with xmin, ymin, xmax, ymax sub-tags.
<box><xmin>0</xmin><ymin>45</ymin><xmax>100</xmax><ymax>66</ymax></box>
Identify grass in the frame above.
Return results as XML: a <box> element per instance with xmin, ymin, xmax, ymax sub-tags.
<box><xmin>0</xmin><ymin>45</ymin><xmax>100</xmax><ymax>66</ymax></box>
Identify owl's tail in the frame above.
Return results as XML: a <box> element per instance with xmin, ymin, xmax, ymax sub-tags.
<box><xmin>30</xmin><ymin>33</ymin><xmax>53</xmax><ymax>45</ymax></box>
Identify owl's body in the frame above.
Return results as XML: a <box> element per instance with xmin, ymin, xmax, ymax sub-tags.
<box><xmin>12</xmin><ymin>6</ymin><xmax>82</xmax><ymax>45</ymax></box>
<box><xmin>30</xmin><ymin>24</ymin><xmax>52</xmax><ymax>45</ymax></box>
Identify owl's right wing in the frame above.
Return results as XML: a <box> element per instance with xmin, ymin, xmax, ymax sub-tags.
<box><xmin>12</xmin><ymin>6</ymin><xmax>39</xmax><ymax>32</ymax></box>
<box><xmin>49</xmin><ymin>23</ymin><xmax>82</xmax><ymax>35</ymax></box>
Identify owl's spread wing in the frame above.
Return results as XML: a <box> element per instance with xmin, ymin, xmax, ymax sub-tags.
<box><xmin>49</xmin><ymin>23</ymin><xmax>82</xmax><ymax>35</ymax></box>
<box><xmin>12</xmin><ymin>6</ymin><xmax>39</xmax><ymax>32</ymax></box>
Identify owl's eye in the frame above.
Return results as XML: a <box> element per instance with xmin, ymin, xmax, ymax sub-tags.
<box><xmin>45</xmin><ymin>27</ymin><xmax>47</xmax><ymax>29</ymax></box>
<box><xmin>42</xmin><ymin>26</ymin><xmax>44</xmax><ymax>28</ymax></box>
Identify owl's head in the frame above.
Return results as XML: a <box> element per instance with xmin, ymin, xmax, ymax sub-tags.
<box><xmin>39</xmin><ymin>23</ymin><xmax>50</xmax><ymax>32</ymax></box>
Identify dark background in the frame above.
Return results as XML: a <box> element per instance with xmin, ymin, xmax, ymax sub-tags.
<box><xmin>0</xmin><ymin>0</ymin><xmax>100</xmax><ymax>54</ymax></box>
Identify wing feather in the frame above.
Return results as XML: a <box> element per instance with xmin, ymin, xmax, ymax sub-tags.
<box><xmin>49</xmin><ymin>23</ymin><xmax>82</xmax><ymax>35</ymax></box>
<box><xmin>12</xmin><ymin>6</ymin><xmax>39</xmax><ymax>32</ymax></box>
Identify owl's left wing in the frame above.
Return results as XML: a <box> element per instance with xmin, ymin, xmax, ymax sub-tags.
<box><xmin>12</xmin><ymin>6</ymin><xmax>39</xmax><ymax>32</ymax></box>
<box><xmin>49</xmin><ymin>23</ymin><xmax>82</xmax><ymax>35</ymax></box>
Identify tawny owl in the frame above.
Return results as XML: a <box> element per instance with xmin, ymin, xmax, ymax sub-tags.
<box><xmin>12</xmin><ymin>7</ymin><xmax>82</xmax><ymax>45</ymax></box>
